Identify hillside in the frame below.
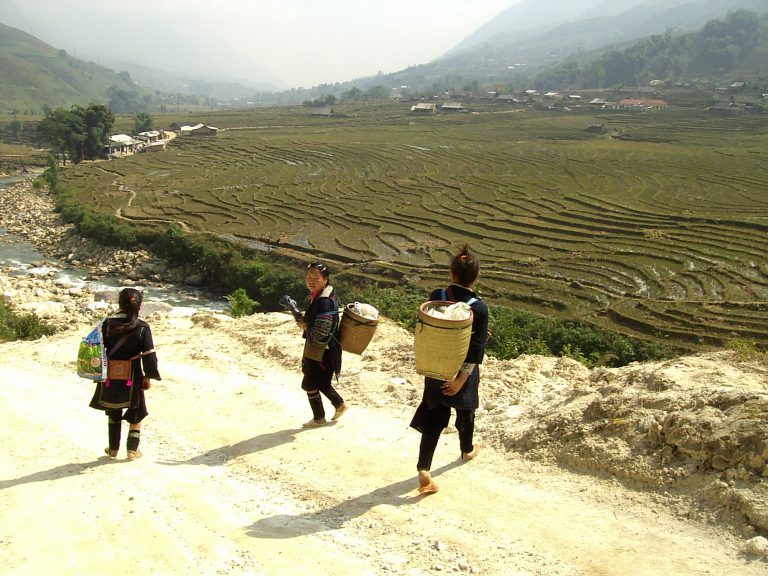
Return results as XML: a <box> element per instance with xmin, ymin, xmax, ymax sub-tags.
<box><xmin>3</xmin><ymin>1</ymin><xmax>767</xmax><ymax>111</ymax></box>
<box><xmin>0</xmin><ymin>22</ymin><xmax>141</xmax><ymax>114</ymax></box>
<box><xmin>534</xmin><ymin>10</ymin><xmax>768</xmax><ymax>90</ymax></box>
<box><xmin>52</xmin><ymin>101</ymin><xmax>768</xmax><ymax>354</ymax></box>
<box><xmin>334</xmin><ymin>0</ymin><xmax>768</xmax><ymax>96</ymax></box>
<box><xmin>2</xmin><ymin>307</ymin><xmax>767</xmax><ymax>575</ymax></box>
<box><xmin>451</xmin><ymin>0</ymin><xmax>766</xmax><ymax>55</ymax></box>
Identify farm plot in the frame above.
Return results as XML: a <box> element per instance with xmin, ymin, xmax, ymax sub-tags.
<box><xmin>60</xmin><ymin>108</ymin><xmax>768</xmax><ymax>349</ymax></box>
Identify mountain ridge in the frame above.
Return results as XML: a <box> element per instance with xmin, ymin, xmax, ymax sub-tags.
<box><xmin>0</xmin><ymin>22</ymin><xmax>140</xmax><ymax>113</ymax></box>
<box><xmin>2</xmin><ymin>0</ymin><xmax>767</xmax><ymax>113</ymax></box>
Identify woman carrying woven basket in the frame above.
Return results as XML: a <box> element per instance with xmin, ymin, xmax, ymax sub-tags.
<box><xmin>295</xmin><ymin>261</ymin><xmax>348</xmax><ymax>427</ymax></box>
<box><xmin>410</xmin><ymin>244</ymin><xmax>489</xmax><ymax>494</ymax></box>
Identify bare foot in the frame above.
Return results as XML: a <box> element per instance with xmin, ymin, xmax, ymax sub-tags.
<box><xmin>417</xmin><ymin>470</ymin><xmax>439</xmax><ymax>495</ymax></box>
<box><xmin>461</xmin><ymin>445</ymin><xmax>479</xmax><ymax>461</ymax></box>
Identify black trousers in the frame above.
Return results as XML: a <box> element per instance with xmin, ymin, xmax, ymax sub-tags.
<box><xmin>415</xmin><ymin>407</ymin><xmax>475</xmax><ymax>470</ymax></box>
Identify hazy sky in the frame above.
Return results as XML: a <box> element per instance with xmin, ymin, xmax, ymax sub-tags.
<box><xmin>4</xmin><ymin>0</ymin><xmax>518</xmax><ymax>88</ymax></box>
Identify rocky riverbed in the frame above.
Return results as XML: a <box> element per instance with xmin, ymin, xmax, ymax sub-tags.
<box><xmin>0</xmin><ymin>179</ymin><xmax>215</xmax><ymax>328</ymax></box>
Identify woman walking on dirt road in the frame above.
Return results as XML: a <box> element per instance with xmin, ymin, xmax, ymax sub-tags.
<box><xmin>295</xmin><ymin>261</ymin><xmax>347</xmax><ymax>427</ymax></box>
<box><xmin>410</xmin><ymin>244</ymin><xmax>489</xmax><ymax>494</ymax></box>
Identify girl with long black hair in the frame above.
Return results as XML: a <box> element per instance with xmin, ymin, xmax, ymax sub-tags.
<box><xmin>88</xmin><ymin>287</ymin><xmax>161</xmax><ymax>459</ymax></box>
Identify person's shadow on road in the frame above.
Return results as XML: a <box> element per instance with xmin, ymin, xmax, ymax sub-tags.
<box><xmin>156</xmin><ymin>427</ymin><xmax>314</xmax><ymax>467</ymax></box>
<box><xmin>244</xmin><ymin>460</ymin><xmax>463</xmax><ymax>539</ymax></box>
<box><xmin>0</xmin><ymin>456</ymin><xmax>119</xmax><ymax>490</ymax></box>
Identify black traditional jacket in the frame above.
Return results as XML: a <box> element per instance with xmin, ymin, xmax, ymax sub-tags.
<box><xmin>302</xmin><ymin>285</ymin><xmax>342</xmax><ymax>376</ymax></box>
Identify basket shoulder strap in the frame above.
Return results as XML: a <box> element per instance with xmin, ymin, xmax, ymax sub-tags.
<box><xmin>316</xmin><ymin>310</ymin><xmax>339</xmax><ymax>317</ymax></box>
<box><xmin>443</xmin><ymin>287</ymin><xmax>478</xmax><ymax>307</ymax></box>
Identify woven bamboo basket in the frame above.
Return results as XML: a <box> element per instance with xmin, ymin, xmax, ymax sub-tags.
<box><xmin>413</xmin><ymin>300</ymin><xmax>473</xmax><ymax>380</ymax></box>
<box><xmin>339</xmin><ymin>304</ymin><xmax>378</xmax><ymax>355</ymax></box>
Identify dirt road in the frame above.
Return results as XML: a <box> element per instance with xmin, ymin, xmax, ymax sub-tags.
<box><xmin>0</xmin><ymin>313</ymin><xmax>764</xmax><ymax>576</ymax></box>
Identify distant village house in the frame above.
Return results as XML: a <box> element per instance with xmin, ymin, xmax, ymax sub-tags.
<box><xmin>588</xmin><ymin>98</ymin><xmax>615</xmax><ymax>109</ymax></box>
<box><xmin>440</xmin><ymin>101</ymin><xmax>466</xmax><ymax>113</ymax></box>
<box><xmin>311</xmin><ymin>107</ymin><xmax>334</xmax><ymax>117</ymax></box>
<box><xmin>136</xmin><ymin>130</ymin><xmax>166</xmax><ymax>152</ymax></box>
<box><xmin>495</xmin><ymin>94</ymin><xmax>520</xmax><ymax>104</ymax></box>
<box><xmin>180</xmin><ymin>123</ymin><xmax>219</xmax><ymax>136</ymax></box>
<box><xmin>410</xmin><ymin>102</ymin><xmax>438</xmax><ymax>115</ymax></box>
<box><xmin>617</xmin><ymin>98</ymin><xmax>668</xmax><ymax>110</ymax></box>
<box><xmin>104</xmin><ymin>134</ymin><xmax>139</xmax><ymax>157</ymax></box>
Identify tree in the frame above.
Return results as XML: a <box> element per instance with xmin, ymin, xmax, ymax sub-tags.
<box><xmin>36</xmin><ymin>107</ymin><xmax>84</xmax><ymax>164</ymax></box>
<box><xmin>342</xmin><ymin>87</ymin><xmax>364</xmax><ymax>101</ymax></box>
<box><xmin>134</xmin><ymin>112</ymin><xmax>155</xmax><ymax>134</ymax></box>
<box><xmin>107</xmin><ymin>86</ymin><xmax>141</xmax><ymax>114</ymax></box>
<box><xmin>80</xmin><ymin>104</ymin><xmax>114</xmax><ymax>161</ymax></box>
<box><xmin>303</xmin><ymin>94</ymin><xmax>337</xmax><ymax>108</ymax></box>
<box><xmin>7</xmin><ymin>118</ymin><xmax>22</xmax><ymax>139</ymax></box>
<box><xmin>365</xmin><ymin>85</ymin><xmax>390</xmax><ymax>100</ymax></box>
<box><xmin>36</xmin><ymin>104</ymin><xmax>114</xmax><ymax>164</ymax></box>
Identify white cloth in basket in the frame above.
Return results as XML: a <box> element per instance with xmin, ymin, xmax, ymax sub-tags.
<box><xmin>424</xmin><ymin>302</ymin><xmax>471</xmax><ymax>321</ymax></box>
<box><xmin>351</xmin><ymin>302</ymin><xmax>379</xmax><ymax>320</ymax></box>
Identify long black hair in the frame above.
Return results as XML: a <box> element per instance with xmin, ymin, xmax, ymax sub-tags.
<box><xmin>450</xmin><ymin>244</ymin><xmax>480</xmax><ymax>287</ymax></box>
<box><xmin>110</xmin><ymin>287</ymin><xmax>143</xmax><ymax>335</ymax></box>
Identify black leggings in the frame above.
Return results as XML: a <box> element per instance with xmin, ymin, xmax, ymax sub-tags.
<box><xmin>302</xmin><ymin>377</ymin><xmax>344</xmax><ymax>420</ymax></box>
<box><xmin>106</xmin><ymin>409</ymin><xmax>123</xmax><ymax>450</ymax></box>
<box><xmin>416</xmin><ymin>409</ymin><xmax>475</xmax><ymax>470</ymax></box>
<box><xmin>106</xmin><ymin>409</ymin><xmax>142</xmax><ymax>451</ymax></box>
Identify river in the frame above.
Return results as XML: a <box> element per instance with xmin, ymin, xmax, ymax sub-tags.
<box><xmin>0</xmin><ymin>174</ymin><xmax>226</xmax><ymax>313</ymax></box>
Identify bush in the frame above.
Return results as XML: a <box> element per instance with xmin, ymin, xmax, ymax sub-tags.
<box><xmin>0</xmin><ymin>296</ymin><xmax>56</xmax><ymax>341</ymax></box>
<box><xmin>38</xmin><ymin>154</ymin><xmax>58</xmax><ymax>189</ymax></box>
<box><xmin>234</xmin><ymin>261</ymin><xmax>305</xmax><ymax>311</ymax></box>
<box><xmin>255</xmin><ymin>267</ymin><xmax>306</xmax><ymax>310</ymax></box>
<box><xmin>485</xmin><ymin>305</ymin><xmax>673</xmax><ymax>367</ymax></box>
<box><xmin>727</xmin><ymin>339</ymin><xmax>768</xmax><ymax>364</ymax></box>
<box><xmin>152</xmin><ymin>226</ymin><xmax>245</xmax><ymax>287</ymax></box>
<box><xmin>226</xmin><ymin>288</ymin><xmax>258</xmax><ymax>318</ymax></box>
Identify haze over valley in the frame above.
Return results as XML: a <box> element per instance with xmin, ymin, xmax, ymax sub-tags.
<box><xmin>1</xmin><ymin>0</ymin><xmax>765</xmax><ymax>107</ymax></box>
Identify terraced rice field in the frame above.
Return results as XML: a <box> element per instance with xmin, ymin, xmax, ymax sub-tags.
<box><xmin>61</xmin><ymin>105</ymin><xmax>768</xmax><ymax>350</ymax></box>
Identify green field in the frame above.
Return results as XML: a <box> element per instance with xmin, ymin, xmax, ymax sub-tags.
<box><xmin>60</xmin><ymin>104</ymin><xmax>768</xmax><ymax>350</ymax></box>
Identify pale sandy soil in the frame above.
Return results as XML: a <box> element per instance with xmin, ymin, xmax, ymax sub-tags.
<box><xmin>1</xmin><ymin>310</ymin><xmax>766</xmax><ymax>576</ymax></box>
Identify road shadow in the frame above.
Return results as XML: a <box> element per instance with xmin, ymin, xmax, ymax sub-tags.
<box><xmin>0</xmin><ymin>455</ymin><xmax>118</xmax><ymax>490</ymax></box>
<box><xmin>244</xmin><ymin>460</ymin><xmax>463</xmax><ymax>539</ymax></box>
<box><xmin>156</xmin><ymin>426</ymin><xmax>315</xmax><ymax>467</ymax></box>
